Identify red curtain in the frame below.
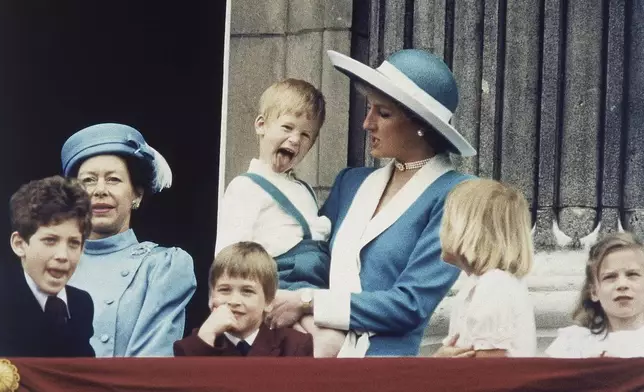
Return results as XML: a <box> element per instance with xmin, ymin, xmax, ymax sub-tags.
<box><xmin>5</xmin><ymin>357</ymin><xmax>643</xmax><ymax>392</ymax></box>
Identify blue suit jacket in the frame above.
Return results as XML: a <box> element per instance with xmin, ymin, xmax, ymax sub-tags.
<box><xmin>68</xmin><ymin>229</ymin><xmax>196</xmax><ymax>357</ymax></box>
<box><xmin>320</xmin><ymin>164</ymin><xmax>471</xmax><ymax>356</ymax></box>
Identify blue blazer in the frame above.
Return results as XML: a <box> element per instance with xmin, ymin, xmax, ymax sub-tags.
<box><xmin>319</xmin><ymin>158</ymin><xmax>471</xmax><ymax>356</ymax></box>
<box><xmin>68</xmin><ymin>229</ymin><xmax>197</xmax><ymax>357</ymax></box>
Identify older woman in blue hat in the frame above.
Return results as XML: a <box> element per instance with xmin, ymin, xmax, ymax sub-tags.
<box><xmin>60</xmin><ymin>123</ymin><xmax>197</xmax><ymax>357</ymax></box>
<box><xmin>267</xmin><ymin>49</ymin><xmax>476</xmax><ymax>357</ymax></box>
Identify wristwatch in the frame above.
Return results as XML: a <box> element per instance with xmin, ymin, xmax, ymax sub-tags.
<box><xmin>300</xmin><ymin>288</ymin><xmax>314</xmax><ymax>311</ymax></box>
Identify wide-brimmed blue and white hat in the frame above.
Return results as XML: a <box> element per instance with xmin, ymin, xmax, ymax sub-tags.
<box><xmin>327</xmin><ymin>49</ymin><xmax>476</xmax><ymax>156</ymax></box>
<box><xmin>61</xmin><ymin>123</ymin><xmax>172</xmax><ymax>193</ymax></box>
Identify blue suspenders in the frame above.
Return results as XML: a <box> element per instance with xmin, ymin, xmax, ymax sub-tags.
<box><xmin>241</xmin><ymin>173</ymin><xmax>314</xmax><ymax>240</ymax></box>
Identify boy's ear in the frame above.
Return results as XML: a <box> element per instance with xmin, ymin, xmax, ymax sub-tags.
<box><xmin>264</xmin><ymin>302</ymin><xmax>273</xmax><ymax>313</ymax></box>
<box><xmin>207</xmin><ymin>289</ymin><xmax>217</xmax><ymax>311</ymax></box>
<box><xmin>254</xmin><ymin>115</ymin><xmax>266</xmax><ymax>136</ymax></box>
<box><xmin>10</xmin><ymin>231</ymin><xmax>27</xmax><ymax>259</ymax></box>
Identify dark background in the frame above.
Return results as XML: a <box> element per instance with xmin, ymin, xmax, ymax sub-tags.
<box><xmin>0</xmin><ymin>0</ymin><xmax>227</xmax><ymax>333</ymax></box>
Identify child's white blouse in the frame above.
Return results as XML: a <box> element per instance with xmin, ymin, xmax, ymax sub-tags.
<box><xmin>546</xmin><ymin>325</ymin><xmax>644</xmax><ymax>358</ymax></box>
<box><xmin>215</xmin><ymin>159</ymin><xmax>331</xmax><ymax>257</ymax></box>
<box><xmin>443</xmin><ymin>269</ymin><xmax>537</xmax><ymax>357</ymax></box>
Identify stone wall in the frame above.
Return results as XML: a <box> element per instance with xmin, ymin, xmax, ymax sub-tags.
<box><xmin>223</xmin><ymin>0</ymin><xmax>353</xmax><ymax>201</ymax></box>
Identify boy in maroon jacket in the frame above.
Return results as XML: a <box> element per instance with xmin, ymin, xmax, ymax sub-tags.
<box><xmin>174</xmin><ymin>242</ymin><xmax>312</xmax><ymax>357</ymax></box>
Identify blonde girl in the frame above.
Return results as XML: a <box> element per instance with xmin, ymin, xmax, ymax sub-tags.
<box><xmin>434</xmin><ymin>178</ymin><xmax>536</xmax><ymax>358</ymax></box>
<box><xmin>546</xmin><ymin>232</ymin><xmax>644</xmax><ymax>358</ymax></box>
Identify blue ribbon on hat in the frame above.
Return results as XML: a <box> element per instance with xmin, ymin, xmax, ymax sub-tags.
<box><xmin>124</xmin><ymin>134</ymin><xmax>155</xmax><ymax>162</ymax></box>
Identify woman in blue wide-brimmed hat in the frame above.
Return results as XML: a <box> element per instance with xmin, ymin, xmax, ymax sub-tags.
<box><xmin>61</xmin><ymin>123</ymin><xmax>196</xmax><ymax>357</ymax></box>
<box><xmin>267</xmin><ymin>49</ymin><xmax>477</xmax><ymax>357</ymax></box>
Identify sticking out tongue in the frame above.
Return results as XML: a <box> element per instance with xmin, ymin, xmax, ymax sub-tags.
<box><xmin>273</xmin><ymin>149</ymin><xmax>294</xmax><ymax>173</ymax></box>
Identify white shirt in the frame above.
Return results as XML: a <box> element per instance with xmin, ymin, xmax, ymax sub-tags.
<box><xmin>546</xmin><ymin>325</ymin><xmax>644</xmax><ymax>358</ymax></box>
<box><xmin>443</xmin><ymin>269</ymin><xmax>537</xmax><ymax>357</ymax></box>
<box><xmin>224</xmin><ymin>329</ymin><xmax>260</xmax><ymax>346</ymax></box>
<box><xmin>215</xmin><ymin>159</ymin><xmax>331</xmax><ymax>257</ymax></box>
<box><xmin>24</xmin><ymin>271</ymin><xmax>70</xmax><ymax>317</ymax></box>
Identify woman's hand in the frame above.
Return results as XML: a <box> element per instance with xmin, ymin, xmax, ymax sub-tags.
<box><xmin>265</xmin><ymin>290</ymin><xmax>304</xmax><ymax>329</ymax></box>
<box><xmin>432</xmin><ymin>334</ymin><xmax>475</xmax><ymax>358</ymax></box>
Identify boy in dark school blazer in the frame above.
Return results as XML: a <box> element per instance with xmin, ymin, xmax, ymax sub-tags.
<box><xmin>174</xmin><ymin>242</ymin><xmax>312</xmax><ymax>357</ymax></box>
<box><xmin>0</xmin><ymin>176</ymin><xmax>95</xmax><ymax>357</ymax></box>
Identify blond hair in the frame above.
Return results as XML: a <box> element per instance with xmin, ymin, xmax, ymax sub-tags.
<box><xmin>440</xmin><ymin>178</ymin><xmax>534</xmax><ymax>278</ymax></box>
<box><xmin>573</xmin><ymin>232</ymin><xmax>644</xmax><ymax>336</ymax></box>
<box><xmin>209</xmin><ymin>242</ymin><xmax>278</xmax><ymax>302</ymax></box>
<box><xmin>258</xmin><ymin>78</ymin><xmax>326</xmax><ymax>128</ymax></box>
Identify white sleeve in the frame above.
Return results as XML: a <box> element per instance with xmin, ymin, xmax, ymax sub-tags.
<box><xmin>214</xmin><ymin>176</ymin><xmax>265</xmax><ymax>256</ymax></box>
<box><xmin>545</xmin><ymin>326</ymin><xmax>591</xmax><ymax>358</ymax></box>
<box><xmin>465</xmin><ymin>272</ymin><xmax>522</xmax><ymax>351</ymax></box>
<box><xmin>313</xmin><ymin>289</ymin><xmax>351</xmax><ymax>330</ymax></box>
<box><xmin>442</xmin><ymin>291</ymin><xmax>466</xmax><ymax>347</ymax></box>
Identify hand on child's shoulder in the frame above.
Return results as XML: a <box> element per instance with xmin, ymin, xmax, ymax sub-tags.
<box><xmin>197</xmin><ymin>304</ymin><xmax>238</xmax><ymax>346</ymax></box>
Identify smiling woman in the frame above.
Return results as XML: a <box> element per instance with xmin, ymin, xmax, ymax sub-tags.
<box><xmin>77</xmin><ymin>155</ymin><xmax>142</xmax><ymax>239</ymax></box>
<box><xmin>60</xmin><ymin>123</ymin><xmax>197</xmax><ymax>357</ymax></box>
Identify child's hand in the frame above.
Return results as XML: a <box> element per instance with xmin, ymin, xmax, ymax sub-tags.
<box><xmin>432</xmin><ymin>334</ymin><xmax>475</xmax><ymax>358</ymax></box>
<box><xmin>197</xmin><ymin>304</ymin><xmax>238</xmax><ymax>347</ymax></box>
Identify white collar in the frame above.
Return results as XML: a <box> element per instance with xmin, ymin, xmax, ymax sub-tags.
<box><xmin>248</xmin><ymin>158</ymin><xmax>296</xmax><ymax>180</ymax></box>
<box><xmin>24</xmin><ymin>271</ymin><xmax>69</xmax><ymax>316</ymax></box>
<box><xmin>224</xmin><ymin>328</ymin><xmax>260</xmax><ymax>346</ymax></box>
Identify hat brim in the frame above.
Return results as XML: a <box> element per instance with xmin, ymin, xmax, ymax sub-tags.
<box><xmin>328</xmin><ymin>50</ymin><xmax>477</xmax><ymax>157</ymax></box>
<box><xmin>63</xmin><ymin>142</ymin><xmax>155</xmax><ymax>183</ymax></box>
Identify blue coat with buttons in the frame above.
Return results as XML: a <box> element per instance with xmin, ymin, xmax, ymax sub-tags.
<box><xmin>68</xmin><ymin>229</ymin><xmax>197</xmax><ymax>357</ymax></box>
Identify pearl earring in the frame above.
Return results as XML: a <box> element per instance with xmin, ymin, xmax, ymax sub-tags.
<box><xmin>417</xmin><ymin>130</ymin><xmax>424</xmax><ymax>137</ymax></box>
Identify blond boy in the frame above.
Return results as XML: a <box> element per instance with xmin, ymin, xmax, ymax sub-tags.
<box><xmin>173</xmin><ymin>242</ymin><xmax>312</xmax><ymax>356</ymax></box>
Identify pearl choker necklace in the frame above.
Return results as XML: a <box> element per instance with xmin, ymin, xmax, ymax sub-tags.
<box><xmin>394</xmin><ymin>157</ymin><xmax>432</xmax><ymax>172</ymax></box>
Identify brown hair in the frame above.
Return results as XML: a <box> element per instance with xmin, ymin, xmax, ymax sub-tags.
<box><xmin>572</xmin><ymin>232</ymin><xmax>644</xmax><ymax>335</ymax></box>
<box><xmin>355</xmin><ymin>83</ymin><xmax>453</xmax><ymax>154</ymax></box>
<box><xmin>258</xmin><ymin>78</ymin><xmax>326</xmax><ymax>130</ymax></box>
<box><xmin>440</xmin><ymin>178</ymin><xmax>534</xmax><ymax>278</ymax></box>
<box><xmin>10</xmin><ymin>175</ymin><xmax>92</xmax><ymax>242</ymax></box>
<box><xmin>209</xmin><ymin>242</ymin><xmax>278</xmax><ymax>302</ymax></box>
<box><xmin>400</xmin><ymin>105</ymin><xmax>454</xmax><ymax>155</ymax></box>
